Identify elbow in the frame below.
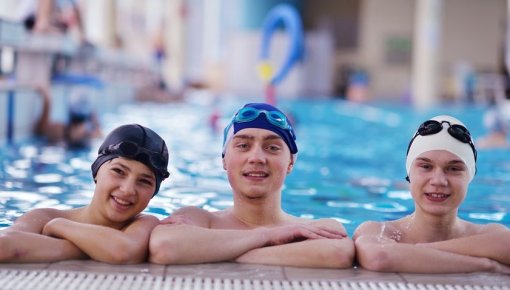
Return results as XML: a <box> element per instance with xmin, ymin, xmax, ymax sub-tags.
<box><xmin>148</xmin><ymin>226</ymin><xmax>182</xmax><ymax>265</ymax></box>
<box><xmin>105</xmin><ymin>244</ymin><xmax>146</xmax><ymax>265</ymax></box>
<box><xmin>314</xmin><ymin>239</ymin><xmax>355</xmax><ymax>269</ymax></box>
<box><xmin>354</xmin><ymin>238</ymin><xmax>393</xmax><ymax>272</ymax></box>
<box><xmin>0</xmin><ymin>231</ymin><xmax>21</xmax><ymax>262</ymax></box>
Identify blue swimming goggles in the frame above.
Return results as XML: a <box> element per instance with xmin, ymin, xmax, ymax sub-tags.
<box><xmin>223</xmin><ymin>106</ymin><xmax>295</xmax><ymax>143</ymax></box>
<box><xmin>101</xmin><ymin>141</ymin><xmax>170</xmax><ymax>178</ymax></box>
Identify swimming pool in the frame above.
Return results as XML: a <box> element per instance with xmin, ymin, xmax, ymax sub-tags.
<box><xmin>1</xmin><ymin>97</ymin><xmax>509</xmax><ymax>235</ymax></box>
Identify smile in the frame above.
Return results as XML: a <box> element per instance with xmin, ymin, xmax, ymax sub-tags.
<box><xmin>425</xmin><ymin>192</ymin><xmax>450</xmax><ymax>201</ymax></box>
<box><xmin>243</xmin><ymin>171</ymin><xmax>269</xmax><ymax>178</ymax></box>
<box><xmin>111</xmin><ymin>196</ymin><xmax>134</xmax><ymax>208</ymax></box>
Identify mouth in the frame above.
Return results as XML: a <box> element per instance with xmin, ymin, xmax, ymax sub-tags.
<box><xmin>111</xmin><ymin>195</ymin><xmax>134</xmax><ymax>209</ymax></box>
<box><xmin>243</xmin><ymin>171</ymin><xmax>269</xmax><ymax>180</ymax></box>
<box><xmin>424</xmin><ymin>192</ymin><xmax>450</xmax><ymax>202</ymax></box>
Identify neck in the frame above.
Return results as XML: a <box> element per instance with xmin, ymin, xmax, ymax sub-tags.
<box><xmin>231</xmin><ymin>194</ymin><xmax>287</xmax><ymax>227</ymax></box>
<box><xmin>79</xmin><ymin>206</ymin><xmax>126</xmax><ymax>230</ymax></box>
<box><xmin>405</xmin><ymin>210</ymin><xmax>459</xmax><ymax>242</ymax></box>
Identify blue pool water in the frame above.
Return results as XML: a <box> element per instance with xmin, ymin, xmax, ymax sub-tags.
<box><xmin>1</xmin><ymin>97</ymin><xmax>509</xmax><ymax>235</ymax></box>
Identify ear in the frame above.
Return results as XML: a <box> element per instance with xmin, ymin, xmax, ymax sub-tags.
<box><xmin>287</xmin><ymin>158</ymin><xmax>294</xmax><ymax>174</ymax></box>
<box><xmin>222</xmin><ymin>158</ymin><xmax>227</xmax><ymax>170</ymax></box>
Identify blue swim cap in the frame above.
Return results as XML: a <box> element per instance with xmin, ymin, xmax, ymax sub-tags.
<box><xmin>91</xmin><ymin>124</ymin><xmax>170</xmax><ymax>196</ymax></box>
<box><xmin>222</xmin><ymin>103</ymin><xmax>298</xmax><ymax>157</ymax></box>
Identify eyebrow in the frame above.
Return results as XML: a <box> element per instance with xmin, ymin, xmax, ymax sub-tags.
<box><xmin>112</xmin><ymin>160</ymin><xmax>155</xmax><ymax>179</ymax></box>
<box><xmin>415</xmin><ymin>157</ymin><xmax>466</xmax><ymax>165</ymax></box>
<box><xmin>233</xmin><ymin>133</ymin><xmax>283</xmax><ymax>141</ymax></box>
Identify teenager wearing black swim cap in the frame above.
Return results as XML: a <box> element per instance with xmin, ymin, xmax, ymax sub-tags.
<box><xmin>0</xmin><ymin>124</ymin><xmax>169</xmax><ymax>264</ymax></box>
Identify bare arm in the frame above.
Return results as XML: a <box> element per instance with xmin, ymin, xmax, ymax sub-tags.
<box><xmin>235</xmin><ymin>219</ymin><xmax>354</xmax><ymax>268</ymax></box>
<box><xmin>353</xmin><ymin>222</ymin><xmax>510</xmax><ymax>274</ymax></box>
<box><xmin>149</xmin><ymin>209</ymin><xmax>345</xmax><ymax>265</ymax></box>
<box><xmin>0</xmin><ymin>209</ymin><xmax>86</xmax><ymax>263</ymax></box>
<box><xmin>0</xmin><ymin>231</ymin><xmax>86</xmax><ymax>263</ymax></box>
<box><xmin>43</xmin><ymin>215</ymin><xmax>159</xmax><ymax>264</ymax></box>
<box><xmin>420</xmin><ymin>225</ymin><xmax>510</xmax><ymax>265</ymax></box>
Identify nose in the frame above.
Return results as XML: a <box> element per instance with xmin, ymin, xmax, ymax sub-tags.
<box><xmin>119</xmin><ymin>178</ymin><xmax>137</xmax><ymax>196</ymax></box>
<box><xmin>429</xmin><ymin>168</ymin><xmax>448</xmax><ymax>186</ymax></box>
<box><xmin>247</xmin><ymin>146</ymin><xmax>266</xmax><ymax>164</ymax></box>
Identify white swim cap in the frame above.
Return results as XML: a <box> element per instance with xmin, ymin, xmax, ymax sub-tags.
<box><xmin>405</xmin><ymin>115</ymin><xmax>477</xmax><ymax>181</ymax></box>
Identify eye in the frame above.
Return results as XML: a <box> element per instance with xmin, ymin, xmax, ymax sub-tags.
<box><xmin>139</xmin><ymin>178</ymin><xmax>155</xmax><ymax>187</ymax></box>
<box><xmin>266</xmin><ymin>144</ymin><xmax>282</xmax><ymax>152</ymax></box>
<box><xmin>235</xmin><ymin>143</ymin><xmax>249</xmax><ymax>150</ymax></box>
<box><xmin>111</xmin><ymin>167</ymin><xmax>125</xmax><ymax>175</ymax></box>
<box><xmin>447</xmin><ymin>165</ymin><xmax>465</xmax><ymax>173</ymax></box>
<box><xmin>417</xmin><ymin>162</ymin><xmax>432</xmax><ymax>170</ymax></box>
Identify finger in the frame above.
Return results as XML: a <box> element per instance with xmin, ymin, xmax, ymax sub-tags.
<box><xmin>159</xmin><ymin>216</ymin><xmax>177</xmax><ymax>224</ymax></box>
<box><xmin>312</xmin><ymin>227</ymin><xmax>347</xmax><ymax>239</ymax></box>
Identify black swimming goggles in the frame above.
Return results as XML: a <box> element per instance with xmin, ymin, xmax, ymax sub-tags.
<box><xmin>406</xmin><ymin>120</ymin><xmax>477</xmax><ymax>162</ymax></box>
<box><xmin>101</xmin><ymin>141</ymin><xmax>170</xmax><ymax>178</ymax></box>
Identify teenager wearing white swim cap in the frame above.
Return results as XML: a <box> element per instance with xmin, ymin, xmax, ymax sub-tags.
<box><xmin>354</xmin><ymin>115</ymin><xmax>510</xmax><ymax>273</ymax></box>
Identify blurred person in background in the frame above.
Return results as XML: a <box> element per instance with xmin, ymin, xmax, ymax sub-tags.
<box><xmin>34</xmin><ymin>84</ymin><xmax>102</xmax><ymax>149</ymax></box>
<box><xmin>16</xmin><ymin>0</ymin><xmax>88</xmax><ymax>44</ymax></box>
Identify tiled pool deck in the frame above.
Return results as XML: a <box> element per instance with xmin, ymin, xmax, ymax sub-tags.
<box><xmin>0</xmin><ymin>261</ymin><xmax>509</xmax><ymax>289</ymax></box>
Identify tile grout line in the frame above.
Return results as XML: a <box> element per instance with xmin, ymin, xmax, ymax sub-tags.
<box><xmin>397</xmin><ymin>272</ymin><xmax>408</xmax><ymax>284</ymax></box>
<box><xmin>281</xmin><ymin>265</ymin><xmax>288</xmax><ymax>281</ymax></box>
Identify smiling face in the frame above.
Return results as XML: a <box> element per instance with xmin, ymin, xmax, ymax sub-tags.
<box><xmin>222</xmin><ymin>128</ymin><xmax>294</xmax><ymax>202</ymax></box>
<box><xmin>408</xmin><ymin>150</ymin><xmax>471</xmax><ymax>217</ymax></box>
<box><xmin>90</xmin><ymin>157</ymin><xmax>155</xmax><ymax>226</ymax></box>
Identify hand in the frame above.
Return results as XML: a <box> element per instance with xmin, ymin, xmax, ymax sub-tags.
<box><xmin>42</xmin><ymin>218</ymin><xmax>66</xmax><ymax>238</ymax></box>
<box><xmin>488</xmin><ymin>258</ymin><xmax>510</xmax><ymax>274</ymax></box>
<box><xmin>160</xmin><ymin>215</ymin><xmax>192</xmax><ymax>225</ymax></box>
<box><xmin>263</xmin><ymin>223</ymin><xmax>346</xmax><ymax>246</ymax></box>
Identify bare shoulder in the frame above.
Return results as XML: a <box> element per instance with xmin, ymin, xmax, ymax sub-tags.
<box><xmin>170</xmin><ymin>206</ymin><xmax>215</xmax><ymax>227</ymax></box>
<box><xmin>464</xmin><ymin>221</ymin><xmax>510</xmax><ymax>235</ymax></box>
<box><xmin>9</xmin><ymin>208</ymin><xmax>69</xmax><ymax>232</ymax></box>
<box><xmin>353</xmin><ymin>220</ymin><xmax>402</xmax><ymax>240</ymax></box>
<box><xmin>122</xmin><ymin>213</ymin><xmax>160</xmax><ymax>233</ymax></box>
<box><xmin>131</xmin><ymin>213</ymin><xmax>160</xmax><ymax>226</ymax></box>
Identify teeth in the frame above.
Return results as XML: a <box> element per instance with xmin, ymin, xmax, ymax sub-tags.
<box><xmin>429</xmin><ymin>193</ymin><xmax>448</xmax><ymax>198</ymax></box>
<box><xmin>113</xmin><ymin>197</ymin><xmax>130</xmax><ymax>205</ymax></box>
<box><xmin>247</xmin><ymin>173</ymin><xmax>266</xmax><ymax>177</ymax></box>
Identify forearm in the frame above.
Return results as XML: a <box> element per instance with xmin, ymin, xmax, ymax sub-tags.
<box><xmin>48</xmin><ymin>221</ymin><xmax>147</xmax><ymax>264</ymax></box>
<box><xmin>421</xmin><ymin>231</ymin><xmax>510</xmax><ymax>265</ymax></box>
<box><xmin>236</xmin><ymin>238</ymin><xmax>355</xmax><ymax>268</ymax></box>
<box><xmin>149</xmin><ymin>225</ymin><xmax>269</xmax><ymax>264</ymax></box>
<box><xmin>357</xmin><ymin>239</ymin><xmax>493</xmax><ymax>273</ymax></box>
<box><xmin>0</xmin><ymin>231</ymin><xmax>85</xmax><ymax>263</ymax></box>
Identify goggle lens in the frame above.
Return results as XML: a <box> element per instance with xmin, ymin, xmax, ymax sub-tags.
<box><xmin>407</xmin><ymin>120</ymin><xmax>477</xmax><ymax>162</ymax></box>
<box><xmin>103</xmin><ymin>141</ymin><xmax>169</xmax><ymax>178</ymax></box>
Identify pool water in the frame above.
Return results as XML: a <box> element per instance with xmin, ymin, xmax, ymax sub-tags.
<box><xmin>1</xmin><ymin>97</ymin><xmax>509</xmax><ymax>235</ymax></box>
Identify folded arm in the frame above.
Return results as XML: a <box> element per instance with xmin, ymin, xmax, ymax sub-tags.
<box><xmin>43</xmin><ymin>215</ymin><xmax>159</xmax><ymax>264</ymax></box>
<box><xmin>354</xmin><ymin>222</ymin><xmax>510</xmax><ymax>274</ymax></box>
<box><xmin>149</xmin><ymin>221</ymin><xmax>345</xmax><ymax>264</ymax></box>
<box><xmin>419</xmin><ymin>227</ymin><xmax>510</xmax><ymax>265</ymax></box>
<box><xmin>236</xmin><ymin>237</ymin><xmax>354</xmax><ymax>268</ymax></box>
<box><xmin>235</xmin><ymin>218</ymin><xmax>354</xmax><ymax>268</ymax></box>
<box><xmin>0</xmin><ymin>230</ymin><xmax>86</xmax><ymax>263</ymax></box>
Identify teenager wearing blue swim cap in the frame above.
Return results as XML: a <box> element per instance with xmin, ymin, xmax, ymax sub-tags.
<box><xmin>150</xmin><ymin>103</ymin><xmax>354</xmax><ymax>268</ymax></box>
<box><xmin>354</xmin><ymin>115</ymin><xmax>510</xmax><ymax>274</ymax></box>
<box><xmin>0</xmin><ymin>124</ymin><xmax>169</xmax><ymax>264</ymax></box>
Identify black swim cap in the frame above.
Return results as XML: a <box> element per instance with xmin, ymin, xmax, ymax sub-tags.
<box><xmin>91</xmin><ymin>124</ymin><xmax>169</xmax><ymax>196</ymax></box>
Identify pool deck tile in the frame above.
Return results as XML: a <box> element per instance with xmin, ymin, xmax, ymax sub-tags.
<box><xmin>400</xmin><ymin>272</ymin><xmax>510</xmax><ymax>286</ymax></box>
<box><xmin>46</xmin><ymin>260</ymin><xmax>165</xmax><ymax>275</ymax></box>
<box><xmin>1</xmin><ymin>261</ymin><xmax>510</xmax><ymax>287</ymax></box>
<box><xmin>165</xmin><ymin>263</ymin><xmax>285</xmax><ymax>280</ymax></box>
<box><xmin>284</xmin><ymin>266</ymin><xmax>404</xmax><ymax>282</ymax></box>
